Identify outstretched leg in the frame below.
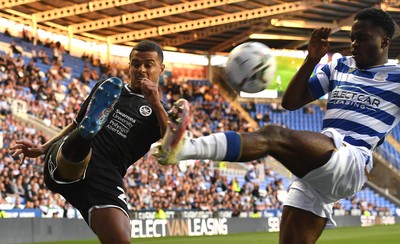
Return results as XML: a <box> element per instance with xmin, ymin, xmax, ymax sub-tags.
<box><xmin>240</xmin><ymin>125</ymin><xmax>336</xmax><ymax>178</ymax></box>
<box><xmin>57</xmin><ymin>77</ymin><xmax>123</xmax><ymax>181</ymax></box>
<box><xmin>153</xmin><ymin>99</ymin><xmax>335</xmax><ymax>178</ymax></box>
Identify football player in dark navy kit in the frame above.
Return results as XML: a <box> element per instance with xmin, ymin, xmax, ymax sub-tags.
<box><xmin>10</xmin><ymin>40</ymin><xmax>170</xmax><ymax>243</ymax></box>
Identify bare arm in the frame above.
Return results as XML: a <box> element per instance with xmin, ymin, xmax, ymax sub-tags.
<box><xmin>10</xmin><ymin>122</ymin><xmax>77</xmax><ymax>162</ymax></box>
<box><xmin>41</xmin><ymin>122</ymin><xmax>77</xmax><ymax>149</ymax></box>
<box><xmin>282</xmin><ymin>27</ymin><xmax>331</xmax><ymax>110</ymax></box>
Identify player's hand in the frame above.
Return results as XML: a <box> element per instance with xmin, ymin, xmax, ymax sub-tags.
<box><xmin>9</xmin><ymin>140</ymin><xmax>47</xmax><ymax>164</ymax></box>
<box><xmin>141</xmin><ymin>78</ymin><xmax>161</xmax><ymax>104</ymax></box>
<box><xmin>308</xmin><ymin>27</ymin><xmax>331</xmax><ymax>61</ymax></box>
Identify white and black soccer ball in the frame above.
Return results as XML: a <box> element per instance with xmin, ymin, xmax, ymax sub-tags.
<box><xmin>225</xmin><ymin>42</ymin><xmax>277</xmax><ymax>93</ymax></box>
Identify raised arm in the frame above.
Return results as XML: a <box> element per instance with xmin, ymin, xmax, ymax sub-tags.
<box><xmin>140</xmin><ymin>78</ymin><xmax>168</xmax><ymax>136</ymax></box>
<box><xmin>281</xmin><ymin>27</ymin><xmax>331</xmax><ymax>110</ymax></box>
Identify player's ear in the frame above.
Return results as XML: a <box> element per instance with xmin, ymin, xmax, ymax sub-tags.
<box><xmin>160</xmin><ymin>63</ymin><xmax>165</xmax><ymax>74</ymax></box>
<box><xmin>381</xmin><ymin>36</ymin><xmax>390</xmax><ymax>48</ymax></box>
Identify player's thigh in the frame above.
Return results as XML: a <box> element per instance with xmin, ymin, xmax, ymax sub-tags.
<box><xmin>56</xmin><ymin>147</ymin><xmax>92</xmax><ymax>181</ymax></box>
<box><xmin>44</xmin><ymin>137</ymin><xmax>90</xmax><ymax>182</ymax></box>
<box><xmin>241</xmin><ymin>125</ymin><xmax>335</xmax><ymax>176</ymax></box>
<box><xmin>242</xmin><ymin>124</ymin><xmax>334</xmax><ymax>156</ymax></box>
<box><xmin>91</xmin><ymin>207</ymin><xmax>131</xmax><ymax>244</ymax></box>
<box><xmin>279</xmin><ymin>206</ymin><xmax>327</xmax><ymax>244</ymax></box>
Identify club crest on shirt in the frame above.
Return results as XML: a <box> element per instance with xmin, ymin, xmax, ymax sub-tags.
<box><xmin>139</xmin><ymin>105</ymin><xmax>152</xmax><ymax>117</ymax></box>
<box><xmin>373</xmin><ymin>72</ymin><xmax>387</xmax><ymax>81</ymax></box>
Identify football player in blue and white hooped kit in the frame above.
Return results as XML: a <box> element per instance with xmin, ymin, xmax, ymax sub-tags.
<box><xmin>154</xmin><ymin>7</ymin><xmax>399</xmax><ymax>244</ymax></box>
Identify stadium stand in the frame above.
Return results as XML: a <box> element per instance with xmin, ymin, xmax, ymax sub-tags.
<box><xmin>0</xmin><ymin>30</ymin><xmax>399</xmax><ymax>222</ymax></box>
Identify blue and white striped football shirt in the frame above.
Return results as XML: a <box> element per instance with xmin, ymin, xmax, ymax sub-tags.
<box><xmin>308</xmin><ymin>56</ymin><xmax>400</xmax><ymax>150</ymax></box>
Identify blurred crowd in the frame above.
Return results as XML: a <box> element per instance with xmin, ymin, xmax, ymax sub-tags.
<box><xmin>0</xmin><ymin>34</ymin><xmax>387</xmax><ymax>218</ymax></box>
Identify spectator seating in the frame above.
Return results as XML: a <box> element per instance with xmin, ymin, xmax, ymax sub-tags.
<box><xmin>0</xmin><ymin>31</ymin><xmax>399</xmax><ymax>218</ymax></box>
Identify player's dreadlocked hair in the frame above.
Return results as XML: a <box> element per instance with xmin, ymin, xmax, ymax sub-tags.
<box><xmin>354</xmin><ymin>8</ymin><xmax>395</xmax><ymax>39</ymax></box>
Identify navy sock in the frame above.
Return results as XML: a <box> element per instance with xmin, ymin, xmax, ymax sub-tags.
<box><xmin>61</xmin><ymin>129</ymin><xmax>92</xmax><ymax>163</ymax></box>
<box><xmin>223</xmin><ymin>131</ymin><xmax>242</xmax><ymax>161</ymax></box>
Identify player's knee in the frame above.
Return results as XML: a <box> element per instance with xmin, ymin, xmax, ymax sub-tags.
<box><xmin>257</xmin><ymin>124</ymin><xmax>287</xmax><ymax>140</ymax></box>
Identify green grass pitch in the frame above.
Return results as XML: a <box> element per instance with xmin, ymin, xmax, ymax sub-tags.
<box><xmin>267</xmin><ymin>55</ymin><xmax>305</xmax><ymax>92</ymax></box>
<box><xmin>34</xmin><ymin>224</ymin><xmax>400</xmax><ymax>243</ymax></box>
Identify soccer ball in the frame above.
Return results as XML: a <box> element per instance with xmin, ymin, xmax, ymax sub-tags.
<box><xmin>225</xmin><ymin>42</ymin><xmax>277</xmax><ymax>93</ymax></box>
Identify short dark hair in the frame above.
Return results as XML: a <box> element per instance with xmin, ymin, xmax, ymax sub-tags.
<box><xmin>129</xmin><ymin>40</ymin><xmax>164</xmax><ymax>63</ymax></box>
<box><xmin>354</xmin><ymin>8</ymin><xmax>395</xmax><ymax>39</ymax></box>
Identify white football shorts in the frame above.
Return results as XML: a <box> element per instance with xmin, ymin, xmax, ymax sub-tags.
<box><xmin>283</xmin><ymin>128</ymin><xmax>373</xmax><ymax>227</ymax></box>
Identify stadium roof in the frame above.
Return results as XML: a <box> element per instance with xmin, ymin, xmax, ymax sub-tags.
<box><xmin>0</xmin><ymin>0</ymin><xmax>399</xmax><ymax>59</ymax></box>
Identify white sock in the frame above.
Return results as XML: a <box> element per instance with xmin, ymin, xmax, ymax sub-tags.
<box><xmin>178</xmin><ymin>131</ymin><xmax>242</xmax><ymax>161</ymax></box>
<box><xmin>178</xmin><ymin>133</ymin><xmax>227</xmax><ymax>161</ymax></box>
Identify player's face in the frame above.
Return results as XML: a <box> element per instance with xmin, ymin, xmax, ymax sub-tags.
<box><xmin>350</xmin><ymin>19</ymin><xmax>388</xmax><ymax>69</ymax></box>
<box><xmin>128</xmin><ymin>50</ymin><xmax>165</xmax><ymax>91</ymax></box>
